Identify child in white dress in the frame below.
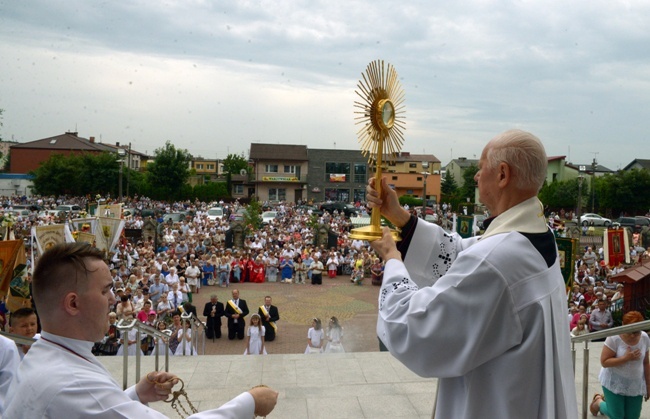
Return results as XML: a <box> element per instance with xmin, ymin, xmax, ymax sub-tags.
<box><xmin>174</xmin><ymin>319</ymin><xmax>197</xmax><ymax>356</ymax></box>
<box><xmin>325</xmin><ymin>316</ymin><xmax>345</xmax><ymax>353</ymax></box>
<box><xmin>116</xmin><ymin>328</ymin><xmax>144</xmax><ymax>356</ymax></box>
<box><xmin>305</xmin><ymin>318</ymin><xmax>325</xmax><ymax>354</ymax></box>
<box><xmin>244</xmin><ymin>314</ymin><xmax>267</xmax><ymax>355</ymax></box>
<box><xmin>152</xmin><ymin>320</ymin><xmax>174</xmax><ymax>357</ymax></box>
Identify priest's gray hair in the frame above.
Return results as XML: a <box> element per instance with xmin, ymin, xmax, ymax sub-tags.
<box><xmin>487</xmin><ymin>129</ymin><xmax>547</xmax><ymax>192</ymax></box>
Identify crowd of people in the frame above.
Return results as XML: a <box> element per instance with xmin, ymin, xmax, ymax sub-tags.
<box><xmin>2</xmin><ymin>129</ymin><xmax>650</xmax><ymax>418</ymax></box>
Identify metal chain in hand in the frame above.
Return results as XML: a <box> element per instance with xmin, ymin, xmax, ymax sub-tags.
<box><xmin>164</xmin><ymin>378</ymin><xmax>198</xmax><ymax>418</ymax></box>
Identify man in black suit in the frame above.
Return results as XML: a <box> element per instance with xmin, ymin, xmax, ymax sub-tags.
<box><xmin>202</xmin><ymin>294</ymin><xmax>224</xmax><ymax>339</ymax></box>
<box><xmin>224</xmin><ymin>289</ymin><xmax>249</xmax><ymax>340</ymax></box>
<box><xmin>258</xmin><ymin>295</ymin><xmax>280</xmax><ymax>342</ymax></box>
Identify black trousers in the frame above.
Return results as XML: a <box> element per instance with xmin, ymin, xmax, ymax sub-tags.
<box><xmin>228</xmin><ymin>320</ymin><xmax>245</xmax><ymax>339</ymax></box>
<box><xmin>312</xmin><ymin>273</ymin><xmax>322</xmax><ymax>285</ymax></box>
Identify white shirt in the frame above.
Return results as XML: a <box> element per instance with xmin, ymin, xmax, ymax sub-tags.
<box><xmin>0</xmin><ymin>335</ymin><xmax>20</xmax><ymax>415</ymax></box>
<box><xmin>5</xmin><ymin>331</ymin><xmax>255</xmax><ymax>418</ymax></box>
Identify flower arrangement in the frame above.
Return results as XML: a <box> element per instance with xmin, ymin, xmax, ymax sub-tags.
<box><xmin>1</xmin><ymin>213</ymin><xmax>16</xmax><ymax>228</ymax></box>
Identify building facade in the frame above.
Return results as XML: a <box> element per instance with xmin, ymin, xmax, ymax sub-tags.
<box><xmin>306</xmin><ymin>149</ymin><xmax>368</xmax><ymax>204</ymax></box>
<box><xmin>444</xmin><ymin>157</ymin><xmax>478</xmax><ymax>188</ymax></box>
<box><xmin>384</xmin><ymin>152</ymin><xmax>442</xmax><ymax>204</ymax></box>
<box><xmin>250</xmin><ymin>144</ymin><xmax>308</xmax><ymax>203</ymax></box>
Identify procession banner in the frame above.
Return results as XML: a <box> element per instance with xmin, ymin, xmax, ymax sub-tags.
<box><xmin>33</xmin><ymin>224</ymin><xmax>67</xmax><ymax>255</ymax></box>
<box><xmin>96</xmin><ymin>203</ymin><xmax>123</xmax><ymax>219</ymax></box>
<box><xmin>76</xmin><ymin>232</ymin><xmax>96</xmax><ymax>245</ymax></box>
<box><xmin>556</xmin><ymin>237</ymin><xmax>577</xmax><ymax>291</ymax></box>
<box><xmin>604</xmin><ymin>228</ymin><xmax>630</xmax><ymax>267</ymax></box>
<box><xmin>70</xmin><ymin>217</ymin><xmax>98</xmax><ymax>235</ymax></box>
<box><xmin>96</xmin><ymin>217</ymin><xmax>125</xmax><ymax>253</ymax></box>
<box><xmin>0</xmin><ymin>240</ymin><xmax>31</xmax><ymax>311</ymax></box>
<box><xmin>456</xmin><ymin>215</ymin><xmax>474</xmax><ymax>239</ymax></box>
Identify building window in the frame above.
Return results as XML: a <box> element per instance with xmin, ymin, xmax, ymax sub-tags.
<box><xmin>196</xmin><ymin>164</ymin><xmax>204</xmax><ymax>170</ymax></box>
<box><xmin>284</xmin><ymin>165</ymin><xmax>297</xmax><ymax>174</ymax></box>
<box><xmin>207</xmin><ymin>164</ymin><xmax>215</xmax><ymax>170</ymax></box>
<box><xmin>266</xmin><ymin>165</ymin><xmax>279</xmax><ymax>173</ymax></box>
<box><xmin>409</xmin><ymin>163</ymin><xmax>417</xmax><ymax>168</ymax></box>
<box><xmin>392</xmin><ymin>176</ymin><xmax>398</xmax><ymax>180</ymax></box>
<box><xmin>353</xmin><ymin>163</ymin><xmax>366</xmax><ymax>183</ymax></box>
<box><xmin>269</xmin><ymin>188</ymin><xmax>286</xmax><ymax>201</ymax></box>
<box><xmin>353</xmin><ymin>189</ymin><xmax>366</xmax><ymax>203</ymax></box>
<box><xmin>388</xmin><ymin>161</ymin><xmax>396</xmax><ymax>166</ymax></box>
<box><xmin>233</xmin><ymin>184</ymin><xmax>244</xmax><ymax>194</ymax></box>
<box><xmin>325</xmin><ymin>162</ymin><xmax>350</xmax><ymax>182</ymax></box>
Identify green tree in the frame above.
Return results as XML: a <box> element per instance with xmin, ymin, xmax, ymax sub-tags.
<box><xmin>31</xmin><ymin>152</ymin><xmax>121</xmax><ymax>196</ymax></box>
<box><xmin>222</xmin><ymin>153</ymin><xmax>249</xmax><ymax>196</ymax></box>
<box><xmin>441</xmin><ymin>170</ymin><xmax>458</xmax><ymax>196</ymax></box>
<box><xmin>244</xmin><ymin>198</ymin><xmax>262</xmax><ymax>231</ymax></box>
<box><xmin>222</xmin><ymin>153</ymin><xmax>249</xmax><ymax>175</ymax></box>
<box><xmin>146</xmin><ymin>141</ymin><xmax>192</xmax><ymax>200</ymax></box>
<box><xmin>459</xmin><ymin>165</ymin><xmax>478</xmax><ymax>202</ymax></box>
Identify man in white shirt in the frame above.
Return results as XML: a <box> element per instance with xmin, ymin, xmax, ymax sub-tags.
<box><xmin>0</xmin><ymin>334</ymin><xmax>20</xmax><ymax>415</ymax></box>
<box><xmin>367</xmin><ymin>129</ymin><xmax>578</xmax><ymax>418</ymax></box>
<box><xmin>4</xmin><ymin>242</ymin><xmax>277</xmax><ymax>418</ymax></box>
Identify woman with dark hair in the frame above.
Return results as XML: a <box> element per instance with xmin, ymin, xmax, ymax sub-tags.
<box><xmin>591</xmin><ymin>311</ymin><xmax>650</xmax><ymax>417</ymax></box>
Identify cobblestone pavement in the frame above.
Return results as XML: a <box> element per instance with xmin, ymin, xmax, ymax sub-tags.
<box><xmin>191</xmin><ymin>275</ymin><xmax>382</xmax><ymax>355</ymax></box>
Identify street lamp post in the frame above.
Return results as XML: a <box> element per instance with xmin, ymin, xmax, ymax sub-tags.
<box><xmin>117</xmin><ymin>148</ymin><xmax>126</xmax><ymax>202</ymax></box>
<box><xmin>577</xmin><ymin>166</ymin><xmax>585</xmax><ymax>227</ymax></box>
<box><xmin>422</xmin><ymin>161</ymin><xmax>430</xmax><ymax>218</ymax></box>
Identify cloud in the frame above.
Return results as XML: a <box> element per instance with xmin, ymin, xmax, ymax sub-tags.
<box><xmin>1</xmin><ymin>0</ymin><xmax>649</xmax><ymax>171</ymax></box>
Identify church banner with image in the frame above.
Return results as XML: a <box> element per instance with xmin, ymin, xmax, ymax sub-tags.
<box><xmin>0</xmin><ymin>240</ymin><xmax>31</xmax><ymax>311</ymax></box>
<box><xmin>555</xmin><ymin>237</ymin><xmax>577</xmax><ymax>290</ymax></box>
<box><xmin>33</xmin><ymin>224</ymin><xmax>71</xmax><ymax>254</ymax></box>
<box><xmin>95</xmin><ymin>203</ymin><xmax>123</xmax><ymax>219</ymax></box>
<box><xmin>456</xmin><ymin>215</ymin><xmax>474</xmax><ymax>239</ymax></box>
<box><xmin>95</xmin><ymin>217</ymin><xmax>125</xmax><ymax>253</ymax></box>
<box><xmin>70</xmin><ymin>217</ymin><xmax>98</xmax><ymax>235</ymax></box>
<box><xmin>604</xmin><ymin>228</ymin><xmax>630</xmax><ymax>267</ymax></box>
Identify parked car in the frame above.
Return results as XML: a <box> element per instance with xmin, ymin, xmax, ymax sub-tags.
<box><xmin>261</xmin><ymin>211</ymin><xmax>278</xmax><ymax>224</ymax></box>
<box><xmin>579</xmin><ymin>213</ymin><xmax>611</xmax><ymax>227</ymax></box>
<box><xmin>612</xmin><ymin>216</ymin><xmax>650</xmax><ymax>232</ymax></box>
<box><xmin>206</xmin><ymin>207</ymin><xmax>224</xmax><ymax>221</ymax></box>
<box><xmin>162</xmin><ymin>212</ymin><xmax>187</xmax><ymax>223</ymax></box>
<box><xmin>319</xmin><ymin>202</ymin><xmax>359</xmax><ymax>217</ymax></box>
<box><xmin>55</xmin><ymin>204</ymin><xmax>82</xmax><ymax>215</ymax></box>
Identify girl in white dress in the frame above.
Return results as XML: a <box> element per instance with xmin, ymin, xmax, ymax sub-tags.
<box><xmin>325</xmin><ymin>316</ymin><xmax>345</xmax><ymax>353</ymax></box>
<box><xmin>305</xmin><ymin>318</ymin><xmax>325</xmax><ymax>354</ymax></box>
<box><xmin>244</xmin><ymin>314</ymin><xmax>267</xmax><ymax>355</ymax></box>
<box><xmin>116</xmin><ymin>328</ymin><xmax>144</xmax><ymax>356</ymax></box>
<box><xmin>152</xmin><ymin>320</ymin><xmax>174</xmax><ymax>357</ymax></box>
<box><xmin>174</xmin><ymin>319</ymin><xmax>197</xmax><ymax>356</ymax></box>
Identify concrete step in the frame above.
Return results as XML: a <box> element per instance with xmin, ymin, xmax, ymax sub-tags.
<box><xmin>100</xmin><ymin>344</ymin><xmax>650</xmax><ymax>418</ymax></box>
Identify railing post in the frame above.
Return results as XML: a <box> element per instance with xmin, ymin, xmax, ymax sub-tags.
<box><xmin>582</xmin><ymin>340</ymin><xmax>590</xmax><ymax>419</ymax></box>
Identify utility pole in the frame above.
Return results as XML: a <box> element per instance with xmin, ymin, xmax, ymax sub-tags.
<box><xmin>126</xmin><ymin>142</ymin><xmax>132</xmax><ymax>198</ymax></box>
<box><xmin>591</xmin><ymin>152</ymin><xmax>598</xmax><ymax>213</ymax></box>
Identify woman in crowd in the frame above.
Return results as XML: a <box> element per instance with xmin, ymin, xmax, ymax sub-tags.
<box><xmin>218</xmin><ymin>257</ymin><xmax>231</xmax><ymax>287</ymax></box>
<box><xmin>370</xmin><ymin>257</ymin><xmax>384</xmax><ymax>286</ymax></box>
<box><xmin>116</xmin><ymin>294</ymin><xmax>135</xmax><ymax>321</ymax></box>
<box><xmin>202</xmin><ymin>254</ymin><xmax>215</xmax><ymax>286</ymax></box>
<box><xmin>326</xmin><ymin>252</ymin><xmax>338</xmax><ymax>278</ymax></box>
<box><xmin>591</xmin><ymin>310</ymin><xmax>650</xmax><ymax>418</ymax></box>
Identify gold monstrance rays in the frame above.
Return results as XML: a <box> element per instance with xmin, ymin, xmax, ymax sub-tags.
<box><xmin>350</xmin><ymin>60</ymin><xmax>405</xmax><ymax>241</ymax></box>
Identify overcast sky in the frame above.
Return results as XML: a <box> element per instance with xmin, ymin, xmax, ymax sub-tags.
<box><xmin>1</xmin><ymin>0</ymin><xmax>648</xmax><ymax>170</ymax></box>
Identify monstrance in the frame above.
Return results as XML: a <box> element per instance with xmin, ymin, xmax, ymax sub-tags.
<box><xmin>349</xmin><ymin>60</ymin><xmax>405</xmax><ymax>241</ymax></box>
